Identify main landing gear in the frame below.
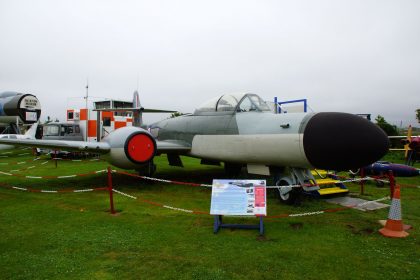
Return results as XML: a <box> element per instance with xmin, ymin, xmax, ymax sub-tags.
<box><xmin>136</xmin><ymin>160</ymin><xmax>157</xmax><ymax>176</ymax></box>
<box><xmin>276</xmin><ymin>177</ymin><xmax>299</xmax><ymax>205</ymax></box>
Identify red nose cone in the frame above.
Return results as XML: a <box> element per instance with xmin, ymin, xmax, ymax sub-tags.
<box><xmin>126</xmin><ymin>133</ymin><xmax>156</xmax><ymax>163</ymax></box>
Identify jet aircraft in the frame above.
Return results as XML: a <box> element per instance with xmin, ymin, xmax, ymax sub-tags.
<box><xmin>0</xmin><ymin>92</ymin><xmax>389</xmax><ymax>203</ymax></box>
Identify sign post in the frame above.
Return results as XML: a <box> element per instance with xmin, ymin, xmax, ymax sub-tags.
<box><xmin>107</xmin><ymin>166</ymin><xmax>116</xmax><ymax>215</ymax></box>
<box><xmin>210</xmin><ymin>179</ymin><xmax>266</xmax><ymax>235</ymax></box>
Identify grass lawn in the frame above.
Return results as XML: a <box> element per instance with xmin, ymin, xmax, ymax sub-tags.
<box><xmin>0</xmin><ymin>149</ymin><xmax>419</xmax><ymax>279</ymax></box>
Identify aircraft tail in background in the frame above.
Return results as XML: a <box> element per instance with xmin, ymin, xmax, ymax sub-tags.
<box><xmin>132</xmin><ymin>91</ymin><xmax>176</xmax><ymax>127</ymax></box>
<box><xmin>133</xmin><ymin>90</ymin><xmax>141</xmax><ymax>109</ymax></box>
<box><xmin>93</xmin><ymin>91</ymin><xmax>176</xmax><ymax>128</ymax></box>
<box><xmin>24</xmin><ymin>122</ymin><xmax>38</xmax><ymax>139</ymax></box>
<box><xmin>132</xmin><ymin>91</ymin><xmax>142</xmax><ymax>127</ymax></box>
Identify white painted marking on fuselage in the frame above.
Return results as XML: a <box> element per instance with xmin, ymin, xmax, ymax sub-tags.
<box><xmin>190</xmin><ymin>134</ymin><xmax>311</xmax><ymax>168</ymax></box>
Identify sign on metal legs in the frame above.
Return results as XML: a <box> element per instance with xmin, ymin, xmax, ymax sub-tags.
<box><xmin>210</xmin><ymin>179</ymin><xmax>266</xmax><ymax>235</ymax></box>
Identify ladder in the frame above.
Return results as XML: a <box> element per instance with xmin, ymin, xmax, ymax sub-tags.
<box><xmin>310</xmin><ymin>170</ymin><xmax>349</xmax><ymax>196</ymax></box>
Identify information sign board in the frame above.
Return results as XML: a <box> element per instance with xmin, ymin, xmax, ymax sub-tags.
<box><xmin>210</xmin><ymin>179</ymin><xmax>266</xmax><ymax>216</ymax></box>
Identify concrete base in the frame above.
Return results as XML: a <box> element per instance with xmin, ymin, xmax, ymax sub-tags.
<box><xmin>325</xmin><ymin>197</ymin><xmax>389</xmax><ymax>211</ymax></box>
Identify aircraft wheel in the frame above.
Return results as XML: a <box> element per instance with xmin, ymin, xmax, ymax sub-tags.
<box><xmin>375</xmin><ymin>180</ymin><xmax>385</xmax><ymax>187</ymax></box>
<box><xmin>349</xmin><ymin>169</ymin><xmax>359</xmax><ymax>178</ymax></box>
<box><xmin>137</xmin><ymin>161</ymin><xmax>157</xmax><ymax>176</ymax></box>
<box><xmin>276</xmin><ymin>178</ymin><xmax>298</xmax><ymax>205</ymax></box>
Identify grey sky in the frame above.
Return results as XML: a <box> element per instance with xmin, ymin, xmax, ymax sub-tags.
<box><xmin>1</xmin><ymin>0</ymin><xmax>419</xmax><ymax>127</ymax></box>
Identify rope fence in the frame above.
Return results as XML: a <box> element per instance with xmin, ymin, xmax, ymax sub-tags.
<box><xmin>0</xmin><ymin>161</ymin><xmax>416</xmax><ymax>219</ymax></box>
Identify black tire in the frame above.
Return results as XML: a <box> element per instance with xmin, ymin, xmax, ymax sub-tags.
<box><xmin>349</xmin><ymin>169</ymin><xmax>359</xmax><ymax>178</ymax></box>
<box><xmin>375</xmin><ymin>180</ymin><xmax>385</xmax><ymax>187</ymax></box>
<box><xmin>276</xmin><ymin>179</ymin><xmax>299</xmax><ymax>205</ymax></box>
<box><xmin>137</xmin><ymin>161</ymin><xmax>157</xmax><ymax>176</ymax></box>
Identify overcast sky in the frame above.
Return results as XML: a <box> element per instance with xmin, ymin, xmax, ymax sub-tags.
<box><xmin>1</xmin><ymin>0</ymin><xmax>419</xmax><ymax>127</ymax></box>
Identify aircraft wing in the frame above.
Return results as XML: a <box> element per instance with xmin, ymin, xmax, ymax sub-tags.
<box><xmin>0</xmin><ymin>138</ymin><xmax>111</xmax><ymax>154</ymax></box>
<box><xmin>0</xmin><ymin>138</ymin><xmax>190</xmax><ymax>154</ymax></box>
<box><xmin>156</xmin><ymin>140</ymin><xmax>191</xmax><ymax>153</ymax></box>
<box><xmin>94</xmin><ymin>108</ymin><xmax>177</xmax><ymax>113</ymax></box>
<box><xmin>141</xmin><ymin>108</ymin><xmax>177</xmax><ymax>113</ymax></box>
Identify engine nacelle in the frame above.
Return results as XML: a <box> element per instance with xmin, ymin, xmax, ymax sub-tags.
<box><xmin>102</xmin><ymin>126</ymin><xmax>157</xmax><ymax>169</ymax></box>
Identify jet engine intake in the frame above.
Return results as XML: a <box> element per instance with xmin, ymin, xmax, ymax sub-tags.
<box><xmin>103</xmin><ymin>126</ymin><xmax>157</xmax><ymax>169</ymax></box>
<box><xmin>124</xmin><ymin>131</ymin><xmax>157</xmax><ymax>164</ymax></box>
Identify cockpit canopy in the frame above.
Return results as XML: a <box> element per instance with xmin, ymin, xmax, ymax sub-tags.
<box><xmin>194</xmin><ymin>93</ymin><xmax>271</xmax><ymax>114</ymax></box>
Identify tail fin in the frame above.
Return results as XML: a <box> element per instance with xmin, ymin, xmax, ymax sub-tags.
<box><xmin>132</xmin><ymin>91</ymin><xmax>143</xmax><ymax>127</ymax></box>
<box><xmin>24</xmin><ymin>122</ymin><xmax>38</xmax><ymax>139</ymax></box>
<box><xmin>133</xmin><ymin>90</ymin><xmax>141</xmax><ymax>109</ymax></box>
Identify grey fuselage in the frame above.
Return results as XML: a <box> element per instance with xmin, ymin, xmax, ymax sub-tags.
<box><xmin>150</xmin><ymin>93</ymin><xmax>389</xmax><ymax>171</ymax></box>
<box><xmin>151</xmin><ymin>110</ymin><xmax>312</xmax><ymax>168</ymax></box>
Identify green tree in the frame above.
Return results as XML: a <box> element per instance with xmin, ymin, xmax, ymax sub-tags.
<box><xmin>416</xmin><ymin>109</ymin><xmax>420</xmax><ymax>123</ymax></box>
<box><xmin>375</xmin><ymin>115</ymin><xmax>398</xmax><ymax>136</ymax></box>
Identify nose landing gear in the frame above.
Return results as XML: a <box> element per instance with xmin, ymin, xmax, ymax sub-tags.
<box><xmin>273</xmin><ymin>168</ymin><xmax>320</xmax><ymax>204</ymax></box>
<box><xmin>276</xmin><ymin>177</ymin><xmax>299</xmax><ymax>204</ymax></box>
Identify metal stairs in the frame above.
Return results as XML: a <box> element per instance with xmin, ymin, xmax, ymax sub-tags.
<box><xmin>310</xmin><ymin>170</ymin><xmax>349</xmax><ymax>196</ymax></box>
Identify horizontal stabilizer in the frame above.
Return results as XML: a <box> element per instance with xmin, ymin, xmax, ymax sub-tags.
<box><xmin>93</xmin><ymin>108</ymin><xmax>177</xmax><ymax>113</ymax></box>
<box><xmin>142</xmin><ymin>108</ymin><xmax>177</xmax><ymax>113</ymax></box>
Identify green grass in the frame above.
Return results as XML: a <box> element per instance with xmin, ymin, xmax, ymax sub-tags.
<box><xmin>0</xmin><ymin>150</ymin><xmax>419</xmax><ymax>279</ymax></box>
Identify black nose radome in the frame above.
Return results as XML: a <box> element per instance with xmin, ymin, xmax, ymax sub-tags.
<box><xmin>303</xmin><ymin>112</ymin><xmax>389</xmax><ymax>171</ymax></box>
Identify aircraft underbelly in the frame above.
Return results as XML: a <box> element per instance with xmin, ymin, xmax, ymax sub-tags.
<box><xmin>106</xmin><ymin>148</ymin><xmax>141</xmax><ymax>169</ymax></box>
<box><xmin>190</xmin><ymin>134</ymin><xmax>311</xmax><ymax>168</ymax></box>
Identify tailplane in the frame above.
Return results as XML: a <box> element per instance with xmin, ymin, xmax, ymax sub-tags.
<box><xmin>131</xmin><ymin>91</ymin><xmax>176</xmax><ymax>127</ymax></box>
<box><xmin>93</xmin><ymin>91</ymin><xmax>176</xmax><ymax>128</ymax></box>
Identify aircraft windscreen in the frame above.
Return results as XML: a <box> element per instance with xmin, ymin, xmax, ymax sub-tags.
<box><xmin>195</xmin><ymin>96</ymin><xmax>220</xmax><ymax>112</ymax></box>
<box><xmin>195</xmin><ymin>93</ymin><xmax>270</xmax><ymax>113</ymax></box>
<box><xmin>238</xmin><ymin>94</ymin><xmax>271</xmax><ymax>112</ymax></box>
<box><xmin>216</xmin><ymin>95</ymin><xmax>239</xmax><ymax>112</ymax></box>
<box><xmin>195</xmin><ymin>94</ymin><xmax>244</xmax><ymax>113</ymax></box>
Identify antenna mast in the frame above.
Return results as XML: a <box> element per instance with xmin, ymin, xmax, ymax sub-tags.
<box><xmin>84</xmin><ymin>79</ymin><xmax>89</xmax><ymax>141</ymax></box>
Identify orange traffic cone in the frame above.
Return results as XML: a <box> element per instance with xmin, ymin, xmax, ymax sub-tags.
<box><xmin>379</xmin><ymin>184</ymin><xmax>409</xmax><ymax>238</ymax></box>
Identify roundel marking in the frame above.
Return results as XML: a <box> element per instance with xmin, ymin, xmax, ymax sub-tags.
<box><xmin>126</xmin><ymin>133</ymin><xmax>156</xmax><ymax>163</ymax></box>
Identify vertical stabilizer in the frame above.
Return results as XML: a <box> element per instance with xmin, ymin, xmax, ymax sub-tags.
<box><xmin>24</xmin><ymin>122</ymin><xmax>38</xmax><ymax>139</ymax></box>
<box><xmin>133</xmin><ymin>90</ymin><xmax>141</xmax><ymax>109</ymax></box>
<box><xmin>132</xmin><ymin>91</ymin><xmax>143</xmax><ymax>127</ymax></box>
